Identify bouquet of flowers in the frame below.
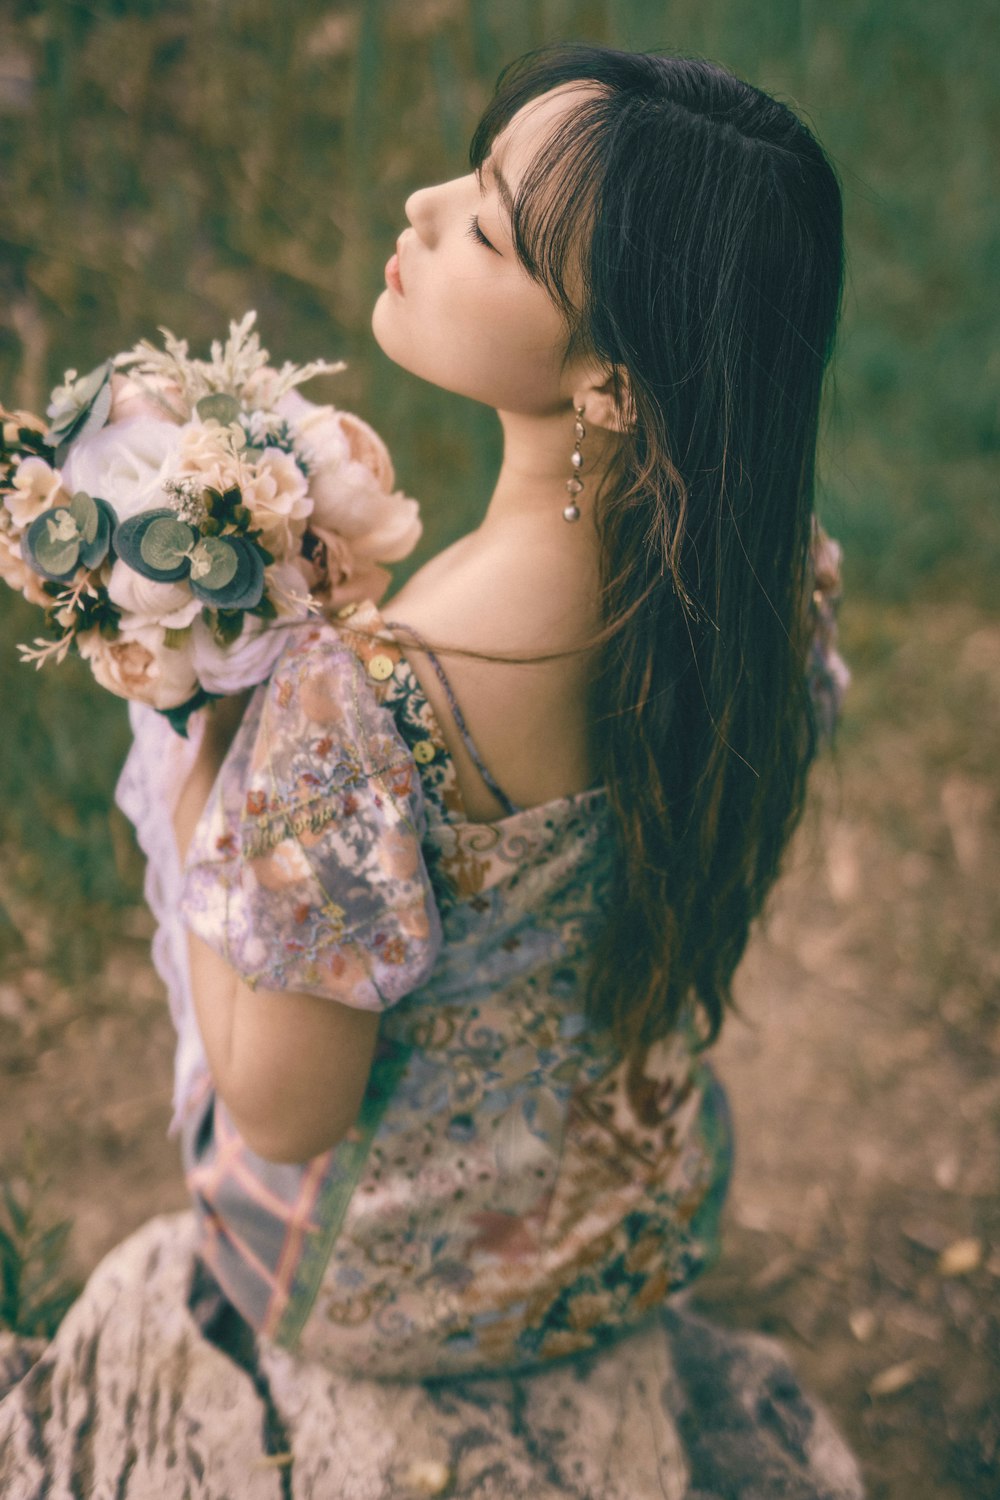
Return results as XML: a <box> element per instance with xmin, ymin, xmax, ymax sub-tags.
<box><xmin>0</xmin><ymin>312</ymin><xmax>420</xmax><ymax>733</ymax></box>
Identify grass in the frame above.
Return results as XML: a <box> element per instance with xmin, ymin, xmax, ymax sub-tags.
<box><xmin>0</xmin><ymin>1134</ymin><xmax>79</xmax><ymax>1340</ymax></box>
<box><xmin>0</xmin><ymin>0</ymin><xmax>995</xmax><ymax>961</ymax></box>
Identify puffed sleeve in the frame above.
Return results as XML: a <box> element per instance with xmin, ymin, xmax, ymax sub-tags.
<box><xmin>179</xmin><ymin>621</ymin><xmax>442</xmax><ymax>1008</ymax></box>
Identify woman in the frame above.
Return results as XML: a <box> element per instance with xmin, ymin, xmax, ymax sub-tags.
<box><xmin>0</xmin><ymin>44</ymin><xmax>857</xmax><ymax>1498</ymax></box>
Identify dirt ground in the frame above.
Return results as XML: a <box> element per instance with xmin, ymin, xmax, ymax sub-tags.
<box><xmin>0</xmin><ymin>597</ymin><xmax>997</xmax><ymax>1499</ymax></box>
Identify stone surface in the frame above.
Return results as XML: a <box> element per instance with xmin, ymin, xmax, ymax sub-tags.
<box><xmin>0</xmin><ymin>1213</ymin><xmax>864</xmax><ymax>1499</ymax></box>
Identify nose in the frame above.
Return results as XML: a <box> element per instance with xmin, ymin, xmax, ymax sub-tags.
<box><xmin>404</xmin><ymin>184</ymin><xmax>440</xmax><ymax>246</ymax></box>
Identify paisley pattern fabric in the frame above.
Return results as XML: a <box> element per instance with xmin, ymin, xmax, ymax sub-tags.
<box><xmin>181</xmin><ymin>620</ymin><xmax>442</xmax><ymax>1007</ymax></box>
<box><xmin>131</xmin><ymin>600</ymin><xmax>732</xmax><ymax>1380</ymax></box>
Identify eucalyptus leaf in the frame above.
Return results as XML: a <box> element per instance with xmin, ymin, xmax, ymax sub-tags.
<box><xmin>24</xmin><ymin>510</ymin><xmax>81</xmax><ymax>580</ymax></box>
<box><xmin>34</xmin><ymin>537</ymin><xmax>81</xmax><ymax>575</ymax></box>
<box><xmin>196</xmin><ymin>393</ymin><xmax>241</xmax><ymax>425</ymax></box>
<box><xmin>139</xmin><ymin>517</ymin><xmax>196</xmax><ymax>572</ymax></box>
<box><xmin>78</xmin><ymin>503</ymin><xmax>113</xmax><ymax>570</ymax></box>
<box><xmin>114</xmin><ymin>508</ymin><xmax>192</xmax><ymax>582</ymax></box>
<box><xmin>188</xmin><ymin>536</ymin><xmax>239</xmax><ymax>589</ymax></box>
<box><xmin>189</xmin><ymin>533</ymin><xmax>265</xmax><ymax>609</ymax></box>
<box><xmin>71</xmin><ymin>379</ymin><xmax>113</xmax><ymax>448</ymax></box>
<box><xmin>48</xmin><ymin>361</ymin><xmax>114</xmax><ymax>460</ymax></box>
<box><xmin>68</xmin><ymin>492</ymin><xmax>99</xmax><ymax>545</ymax></box>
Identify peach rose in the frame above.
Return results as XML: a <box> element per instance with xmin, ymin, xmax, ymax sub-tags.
<box><xmin>77</xmin><ymin>623</ymin><xmax>198</xmax><ymax>710</ymax></box>
<box><xmin>108</xmin><ymin>372</ymin><xmax>186</xmax><ymax>426</ymax></box>
<box><xmin>291</xmin><ymin>403</ymin><xmax>421</xmax><ymax>564</ymax></box>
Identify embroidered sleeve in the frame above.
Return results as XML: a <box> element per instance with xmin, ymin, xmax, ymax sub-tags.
<box><xmin>180</xmin><ymin>622</ymin><xmax>442</xmax><ymax>1008</ymax></box>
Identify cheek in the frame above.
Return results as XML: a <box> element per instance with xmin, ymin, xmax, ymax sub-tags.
<box><xmin>372</xmin><ymin>269</ymin><xmax>567</xmax><ymax>414</ymax></box>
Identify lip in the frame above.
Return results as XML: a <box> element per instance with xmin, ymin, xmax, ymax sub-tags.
<box><xmin>385</xmin><ymin>241</ymin><xmax>404</xmax><ymax>295</ymax></box>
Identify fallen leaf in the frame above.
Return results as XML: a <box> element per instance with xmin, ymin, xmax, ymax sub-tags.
<box><xmin>849</xmin><ymin>1308</ymin><xmax>877</xmax><ymax>1343</ymax></box>
<box><xmin>403</xmin><ymin>1458</ymin><xmax>452</xmax><ymax>1495</ymax></box>
<box><xmin>936</xmin><ymin>1238</ymin><xmax>983</xmax><ymax>1277</ymax></box>
<box><xmin>868</xmin><ymin>1359</ymin><xmax>923</xmax><ymax>1398</ymax></box>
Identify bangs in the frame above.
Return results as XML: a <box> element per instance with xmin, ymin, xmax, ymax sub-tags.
<box><xmin>470</xmin><ymin>74</ymin><xmax>614</xmax><ymax>356</ymax></box>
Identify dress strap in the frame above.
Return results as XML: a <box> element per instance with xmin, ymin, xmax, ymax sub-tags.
<box><xmin>382</xmin><ymin>619</ymin><xmax>520</xmax><ymax>817</ymax></box>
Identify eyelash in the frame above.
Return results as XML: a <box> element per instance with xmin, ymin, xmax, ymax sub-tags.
<box><xmin>466</xmin><ymin>215</ymin><xmax>497</xmax><ymax>252</ymax></box>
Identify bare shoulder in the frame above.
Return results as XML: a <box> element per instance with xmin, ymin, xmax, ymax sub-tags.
<box><xmin>382</xmin><ymin>536</ymin><xmax>600</xmax><ymax>820</ymax></box>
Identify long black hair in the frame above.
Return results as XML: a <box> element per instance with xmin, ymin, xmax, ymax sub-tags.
<box><xmin>470</xmin><ymin>45</ymin><xmax>845</xmax><ymax>1054</ymax></box>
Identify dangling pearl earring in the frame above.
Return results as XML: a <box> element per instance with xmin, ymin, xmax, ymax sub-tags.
<box><xmin>563</xmin><ymin>405</ymin><xmax>585</xmax><ymax>522</ymax></box>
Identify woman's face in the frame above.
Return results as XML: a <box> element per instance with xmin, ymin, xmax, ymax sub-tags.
<box><xmin>371</xmin><ymin>85</ymin><xmax>590</xmax><ymax>416</ymax></box>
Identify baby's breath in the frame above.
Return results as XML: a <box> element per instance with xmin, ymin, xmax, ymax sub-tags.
<box><xmin>114</xmin><ymin>311</ymin><xmax>344</xmax><ymax>416</ymax></box>
<box><xmin>163</xmin><ymin>477</ymin><xmax>209</xmax><ymax>528</ymax></box>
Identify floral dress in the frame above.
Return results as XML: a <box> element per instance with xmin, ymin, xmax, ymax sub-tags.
<box><xmin>117</xmin><ymin>600</ymin><xmax>731</xmax><ymax>1382</ymax></box>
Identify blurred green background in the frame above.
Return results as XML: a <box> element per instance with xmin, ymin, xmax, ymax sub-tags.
<box><xmin>0</xmin><ymin>0</ymin><xmax>997</xmax><ymax>958</ymax></box>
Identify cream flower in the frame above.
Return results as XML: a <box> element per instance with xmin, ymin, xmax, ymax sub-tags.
<box><xmin>239</xmin><ymin>448</ymin><xmax>311</xmax><ymax>553</ymax></box>
<box><xmin>106</xmin><ymin>559</ymin><xmax>202</xmax><ymax>630</ymax></box>
<box><xmin>4</xmin><ymin>456</ymin><xmax>70</xmax><ymax>528</ymax></box>
<box><xmin>78</xmin><ymin>622</ymin><xmax>198</xmax><ymax>710</ymax></box>
<box><xmin>0</xmin><ymin>529</ymin><xmax>50</xmax><ymax>606</ymax></box>
<box><xmin>173</xmin><ymin>421</ymin><xmax>243</xmax><ymax>495</ymax></box>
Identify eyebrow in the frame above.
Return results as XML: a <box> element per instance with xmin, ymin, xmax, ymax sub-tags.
<box><xmin>479</xmin><ymin>158</ymin><xmax>515</xmax><ymax>223</ymax></box>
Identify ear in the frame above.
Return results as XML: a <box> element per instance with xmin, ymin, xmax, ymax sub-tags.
<box><xmin>570</xmin><ymin>367</ymin><xmax>635</xmax><ymax>435</ymax></box>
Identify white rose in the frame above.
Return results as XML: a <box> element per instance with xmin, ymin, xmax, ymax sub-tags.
<box><xmin>61</xmin><ymin>415</ymin><xmax>184</xmax><ymax>523</ymax></box>
<box><xmin>4</xmin><ymin>456</ymin><xmax>70</xmax><ymax>528</ymax></box>
<box><xmin>78</xmin><ymin>622</ymin><xmax>198</xmax><ymax>710</ymax></box>
<box><xmin>107</xmin><ymin>559</ymin><xmax>202</xmax><ymax>629</ymax></box>
<box><xmin>190</xmin><ymin>612</ymin><xmax>290</xmax><ymax>696</ymax></box>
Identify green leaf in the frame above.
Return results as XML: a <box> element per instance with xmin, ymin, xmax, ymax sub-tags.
<box><xmin>139</xmin><ymin>516</ymin><xmax>195</xmax><ymax>572</ymax></box>
<box><xmin>210</xmin><ymin>608</ymin><xmax>246</xmax><ymax>646</ymax></box>
<box><xmin>196</xmin><ymin>393</ymin><xmax>241</xmax><ymax>425</ymax></box>
<box><xmin>2</xmin><ymin>1183</ymin><xmax>28</xmax><ymax>1240</ymax></box>
<box><xmin>158</xmin><ymin>686</ymin><xmax>221</xmax><ymax>737</ymax></box>
<box><xmin>68</xmin><ymin>491</ymin><xmax>99</xmax><ymax>545</ymax></box>
<box><xmin>188</xmin><ymin>536</ymin><xmax>238</xmax><ymax>590</ymax></box>
<box><xmin>37</xmin><ymin>1221</ymin><xmax>72</xmax><ymax>1266</ymax></box>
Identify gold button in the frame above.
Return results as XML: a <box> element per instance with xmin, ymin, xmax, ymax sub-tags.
<box><xmin>413</xmin><ymin>739</ymin><xmax>435</xmax><ymax>764</ymax></box>
<box><xmin>367</xmin><ymin>653</ymin><xmax>395</xmax><ymax>682</ymax></box>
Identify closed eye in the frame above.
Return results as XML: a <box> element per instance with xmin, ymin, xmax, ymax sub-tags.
<box><xmin>466</xmin><ymin>215</ymin><xmax>499</xmax><ymax>253</ymax></box>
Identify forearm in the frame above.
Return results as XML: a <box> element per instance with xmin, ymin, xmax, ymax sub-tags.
<box><xmin>185</xmin><ymin>925</ymin><xmax>380</xmax><ymax>1161</ymax></box>
<box><xmin>172</xmin><ymin>695</ymin><xmax>380</xmax><ymax>1162</ymax></box>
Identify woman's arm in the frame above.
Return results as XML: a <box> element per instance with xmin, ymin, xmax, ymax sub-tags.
<box><xmin>172</xmin><ymin>695</ymin><xmax>380</xmax><ymax>1163</ymax></box>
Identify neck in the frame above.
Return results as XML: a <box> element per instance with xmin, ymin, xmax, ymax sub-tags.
<box><xmin>477</xmin><ymin>406</ymin><xmax>619</xmax><ymax>541</ymax></box>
